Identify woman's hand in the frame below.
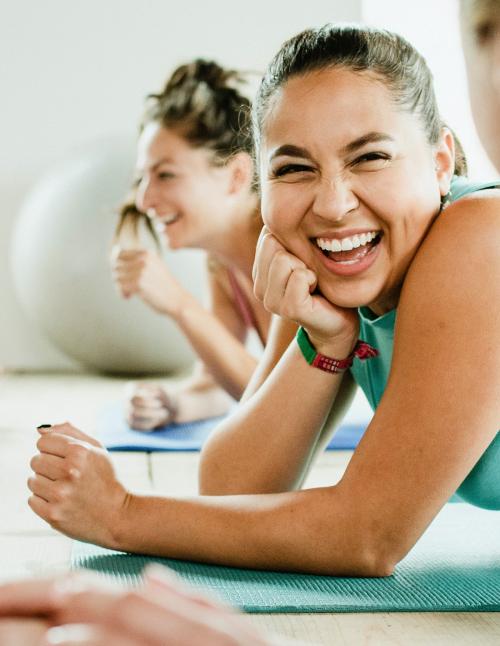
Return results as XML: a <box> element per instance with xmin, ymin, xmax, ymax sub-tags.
<box><xmin>28</xmin><ymin>424</ymin><xmax>128</xmax><ymax>548</ymax></box>
<box><xmin>125</xmin><ymin>382</ymin><xmax>177</xmax><ymax>431</ymax></box>
<box><xmin>0</xmin><ymin>567</ymin><xmax>273</xmax><ymax>646</ymax></box>
<box><xmin>253</xmin><ymin>228</ymin><xmax>359</xmax><ymax>354</ymax></box>
<box><xmin>111</xmin><ymin>248</ymin><xmax>191</xmax><ymax>319</ymax></box>
<box><xmin>0</xmin><ymin>618</ymin><xmax>48</xmax><ymax>646</ymax></box>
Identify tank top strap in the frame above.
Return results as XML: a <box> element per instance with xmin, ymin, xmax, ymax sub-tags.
<box><xmin>227</xmin><ymin>268</ymin><xmax>265</xmax><ymax>347</ymax></box>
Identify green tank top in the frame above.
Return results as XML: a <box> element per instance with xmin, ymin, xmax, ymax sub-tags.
<box><xmin>350</xmin><ymin>176</ymin><xmax>500</xmax><ymax>510</ymax></box>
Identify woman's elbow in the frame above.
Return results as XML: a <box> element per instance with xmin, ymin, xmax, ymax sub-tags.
<box><xmin>198</xmin><ymin>433</ymin><xmax>227</xmax><ymax>495</ymax></box>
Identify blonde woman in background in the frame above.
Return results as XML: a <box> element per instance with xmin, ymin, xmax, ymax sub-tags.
<box><xmin>112</xmin><ymin>59</ymin><xmax>296</xmax><ymax>430</ymax></box>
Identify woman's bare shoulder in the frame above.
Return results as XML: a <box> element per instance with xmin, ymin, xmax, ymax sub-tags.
<box><xmin>403</xmin><ymin>188</ymin><xmax>500</xmax><ymax>301</ymax></box>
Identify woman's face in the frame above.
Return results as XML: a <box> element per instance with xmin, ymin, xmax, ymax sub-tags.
<box><xmin>259</xmin><ymin>68</ymin><xmax>452</xmax><ymax>315</ymax></box>
<box><xmin>135</xmin><ymin>122</ymin><xmax>232</xmax><ymax>249</ymax></box>
<box><xmin>461</xmin><ymin>3</ymin><xmax>500</xmax><ymax>171</ymax></box>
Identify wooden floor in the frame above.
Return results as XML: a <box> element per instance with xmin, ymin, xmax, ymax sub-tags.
<box><xmin>1</xmin><ymin>371</ymin><xmax>499</xmax><ymax>645</ymax></box>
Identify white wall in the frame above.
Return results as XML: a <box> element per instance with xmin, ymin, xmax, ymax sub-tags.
<box><xmin>1</xmin><ymin>0</ymin><xmax>361</xmax><ymax>370</ymax></box>
<box><xmin>363</xmin><ymin>0</ymin><xmax>497</xmax><ymax>181</ymax></box>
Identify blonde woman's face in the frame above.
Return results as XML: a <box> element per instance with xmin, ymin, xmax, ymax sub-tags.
<box><xmin>134</xmin><ymin>122</ymin><xmax>233</xmax><ymax>250</ymax></box>
<box><xmin>259</xmin><ymin>68</ymin><xmax>453</xmax><ymax>315</ymax></box>
<box><xmin>461</xmin><ymin>2</ymin><xmax>500</xmax><ymax>171</ymax></box>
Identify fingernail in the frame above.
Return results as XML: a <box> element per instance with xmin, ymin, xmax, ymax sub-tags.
<box><xmin>37</xmin><ymin>424</ymin><xmax>52</xmax><ymax>429</ymax></box>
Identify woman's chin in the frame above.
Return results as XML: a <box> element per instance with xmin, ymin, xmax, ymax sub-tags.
<box><xmin>318</xmin><ymin>283</ymin><xmax>380</xmax><ymax>311</ymax></box>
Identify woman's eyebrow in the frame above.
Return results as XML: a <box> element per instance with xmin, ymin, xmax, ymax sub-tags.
<box><xmin>151</xmin><ymin>157</ymin><xmax>175</xmax><ymax>170</ymax></box>
<box><xmin>268</xmin><ymin>144</ymin><xmax>310</xmax><ymax>162</ymax></box>
<box><xmin>341</xmin><ymin>132</ymin><xmax>394</xmax><ymax>156</ymax></box>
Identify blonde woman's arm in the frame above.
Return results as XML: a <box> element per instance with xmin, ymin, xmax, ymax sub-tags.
<box><xmin>120</xmin><ymin>254</ymin><xmax>264</xmax><ymax>428</ymax></box>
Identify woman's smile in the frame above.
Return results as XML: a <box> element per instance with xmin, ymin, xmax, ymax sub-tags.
<box><xmin>314</xmin><ymin>229</ymin><xmax>383</xmax><ymax>276</ymax></box>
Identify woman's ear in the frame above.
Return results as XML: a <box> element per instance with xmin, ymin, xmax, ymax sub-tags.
<box><xmin>434</xmin><ymin>128</ymin><xmax>455</xmax><ymax>197</ymax></box>
<box><xmin>226</xmin><ymin>152</ymin><xmax>254</xmax><ymax>195</ymax></box>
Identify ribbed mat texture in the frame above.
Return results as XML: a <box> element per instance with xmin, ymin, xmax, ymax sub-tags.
<box><xmin>72</xmin><ymin>504</ymin><xmax>500</xmax><ymax>613</ymax></box>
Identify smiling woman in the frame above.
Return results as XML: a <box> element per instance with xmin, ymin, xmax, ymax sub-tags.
<box><xmin>109</xmin><ymin>60</ymin><xmax>291</xmax><ymax>430</ymax></box>
<box><xmin>25</xmin><ymin>25</ymin><xmax>500</xmax><ymax>578</ymax></box>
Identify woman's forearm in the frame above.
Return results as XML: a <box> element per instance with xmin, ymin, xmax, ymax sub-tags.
<box><xmin>199</xmin><ymin>340</ymin><xmax>354</xmax><ymax>495</ymax></box>
<box><xmin>173</xmin><ymin>293</ymin><xmax>257</xmax><ymax>400</ymax></box>
<box><xmin>113</xmin><ymin>485</ymin><xmax>388</xmax><ymax>577</ymax></box>
<box><xmin>171</xmin><ymin>372</ymin><xmax>235</xmax><ymax>423</ymax></box>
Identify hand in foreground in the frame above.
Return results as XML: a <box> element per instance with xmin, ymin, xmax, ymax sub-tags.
<box><xmin>28</xmin><ymin>424</ymin><xmax>128</xmax><ymax>547</ymax></box>
<box><xmin>0</xmin><ymin>566</ymin><xmax>274</xmax><ymax>646</ymax></box>
<box><xmin>125</xmin><ymin>382</ymin><xmax>177</xmax><ymax>431</ymax></box>
<box><xmin>253</xmin><ymin>228</ymin><xmax>359</xmax><ymax>354</ymax></box>
<box><xmin>111</xmin><ymin>247</ymin><xmax>190</xmax><ymax>318</ymax></box>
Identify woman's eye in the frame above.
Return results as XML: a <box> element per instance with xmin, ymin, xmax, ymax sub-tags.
<box><xmin>158</xmin><ymin>172</ymin><xmax>175</xmax><ymax>181</ymax></box>
<box><xmin>352</xmin><ymin>152</ymin><xmax>391</xmax><ymax>169</ymax></box>
<box><xmin>272</xmin><ymin>163</ymin><xmax>312</xmax><ymax>178</ymax></box>
<box><xmin>474</xmin><ymin>20</ymin><xmax>499</xmax><ymax>46</ymax></box>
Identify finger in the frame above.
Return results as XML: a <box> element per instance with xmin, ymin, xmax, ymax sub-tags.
<box><xmin>28</xmin><ymin>493</ymin><xmax>52</xmax><ymax>520</ymax></box>
<box><xmin>44</xmin><ymin>424</ymin><xmax>102</xmax><ymax>449</ymax></box>
<box><xmin>129</xmin><ymin>395</ymin><xmax>165</xmax><ymax>409</ymax></box>
<box><xmin>283</xmin><ymin>267</ymin><xmax>318</xmax><ymax>316</ymax></box>
<box><xmin>254</xmin><ymin>234</ymin><xmax>301</xmax><ymax>301</ymax></box>
<box><xmin>27</xmin><ymin>473</ymin><xmax>59</xmax><ymax>503</ymax></box>
<box><xmin>36</xmin><ymin>433</ymin><xmax>76</xmax><ymax>459</ymax></box>
<box><xmin>251</xmin><ymin>225</ymin><xmax>270</xmax><ymax>282</ymax></box>
<box><xmin>0</xmin><ymin>578</ymin><xmax>62</xmax><ymax>618</ymax></box>
<box><xmin>30</xmin><ymin>453</ymin><xmax>67</xmax><ymax>481</ymax></box>
<box><xmin>262</xmin><ymin>249</ymin><xmax>308</xmax><ymax>315</ymax></box>
<box><xmin>44</xmin><ymin>623</ymin><xmax>140</xmax><ymax>646</ymax></box>
<box><xmin>253</xmin><ymin>232</ymin><xmax>288</xmax><ymax>301</ymax></box>
<box><xmin>111</xmin><ymin>264</ymin><xmax>143</xmax><ymax>282</ymax></box>
<box><xmin>127</xmin><ymin>411</ymin><xmax>170</xmax><ymax>431</ymax></box>
<box><xmin>128</xmin><ymin>408</ymin><xmax>166</xmax><ymax>425</ymax></box>
<box><xmin>112</xmin><ymin>249</ymin><xmax>146</xmax><ymax>263</ymax></box>
<box><xmin>0</xmin><ymin>618</ymin><xmax>48</xmax><ymax>644</ymax></box>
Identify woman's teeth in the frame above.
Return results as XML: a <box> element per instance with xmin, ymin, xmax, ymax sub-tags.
<box><xmin>316</xmin><ymin>231</ymin><xmax>379</xmax><ymax>252</ymax></box>
<box><xmin>154</xmin><ymin>215</ymin><xmax>179</xmax><ymax>232</ymax></box>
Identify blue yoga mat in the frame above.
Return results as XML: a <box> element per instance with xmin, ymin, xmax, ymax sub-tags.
<box><xmin>71</xmin><ymin>504</ymin><xmax>500</xmax><ymax>612</ymax></box>
<box><xmin>96</xmin><ymin>403</ymin><xmax>368</xmax><ymax>452</ymax></box>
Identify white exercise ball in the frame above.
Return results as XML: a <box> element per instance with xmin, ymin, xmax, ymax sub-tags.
<box><xmin>10</xmin><ymin>135</ymin><xmax>206</xmax><ymax>374</ymax></box>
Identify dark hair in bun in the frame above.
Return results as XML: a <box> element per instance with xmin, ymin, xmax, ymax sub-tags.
<box><xmin>142</xmin><ymin>58</ymin><xmax>253</xmax><ymax>162</ymax></box>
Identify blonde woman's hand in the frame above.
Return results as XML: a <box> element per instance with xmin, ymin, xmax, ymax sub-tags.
<box><xmin>111</xmin><ymin>248</ymin><xmax>192</xmax><ymax>318</ymax></box>
<box><xmin>253</xmin><ymin>228</ymin><xmax>359</xmax><ymax>355</ymax></box>
<box><xmin>125</xmin><ymin>382</ymin><xmax>177</xmax><ymax>431</ymax></box>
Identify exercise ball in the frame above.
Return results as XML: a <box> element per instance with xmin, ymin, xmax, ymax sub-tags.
<box><xmin>10</xmin><ymin>135</ymin><xmax>206</xmax><ymax>374</ymax></box>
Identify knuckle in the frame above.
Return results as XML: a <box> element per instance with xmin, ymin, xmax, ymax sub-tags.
<box><xmin>110</xmin><ymin>591</ymin><xmax>144</xmax><ymax>621</ymax></box>
<box><xmin>68</xmin><ymin>444</ymin><xmax>87</xmax><ymax>461</ymax></box>
<box><xmin>47</xmin><ymin>509</ymin><xmax>62</xmax><ymax>526</ymax></box>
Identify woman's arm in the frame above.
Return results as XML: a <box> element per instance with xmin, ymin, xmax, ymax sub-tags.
<box><xmin>174</xmin><ymin>259</ymin><xmax>259</xmax><ymax>399</ymax></box>
<box><xmin>240</xmin><ymin>314</ymin><xmax>298</xmax><ymax>401</ymax></box>
<box><xmin>113</xmin><ymin>249</ymin><xmax>259</xmax><ymax>400</ymax></box>
<box><xmin>28</xmin><ymin>196</ymin><xmax>500</xmax><ymax>576</ymax></box>
<box><xmin>199</xmin><ymin>320</ymin><xmax>357</xmax><ymax>494</ymax></box>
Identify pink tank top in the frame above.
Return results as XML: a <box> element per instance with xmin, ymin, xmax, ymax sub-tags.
<box><xmin>227</xmin><ymin>269</ymin><xmax>266</xmax><ymax>347</ymax></box>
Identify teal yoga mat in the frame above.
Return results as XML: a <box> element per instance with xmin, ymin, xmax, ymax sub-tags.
<box><xmin>71</xmin><ymin>504</ymin><xmax>500</xmax><ymax>612</ymax></box>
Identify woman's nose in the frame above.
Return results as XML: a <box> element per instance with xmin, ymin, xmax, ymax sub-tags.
<box><xmin>312</xmin><ymin>176</ymin><xmax>359</xmax><ymax>222</ymax></box>
<box><xmin>135</xmin><ymin>177</ymin><xmax>156</xmax><ymax>214</ymax></box>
